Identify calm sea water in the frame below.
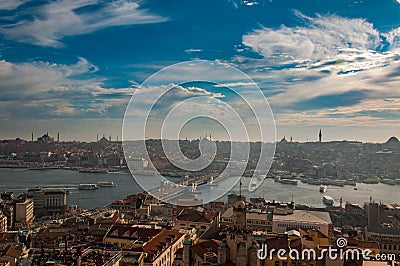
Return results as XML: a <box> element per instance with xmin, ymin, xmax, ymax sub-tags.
<box><xmin>0</xmin><ymin>168</ymin><xmax>399</xmax><ymax>209</ymax></box>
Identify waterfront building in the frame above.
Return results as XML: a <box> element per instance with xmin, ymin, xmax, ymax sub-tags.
<box><xmin>14</xmin><ymin>198</ymin><xmax>34</xmax><ymax>227</ymax></box>
<box><xmin>27</xmin><ymin>188</ymin><xmax>67</xmax><ymax>216</ymax></box>
<box><xmin>272</xmin><ymin>210</ymin><xmax>333</xmax><ymax>238</ymax></box>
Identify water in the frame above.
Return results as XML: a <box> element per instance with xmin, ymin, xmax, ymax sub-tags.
<box><xmin>0</xmin><ymin>168</ymin><xmax>399</xmax><ymax>209</ymax></box>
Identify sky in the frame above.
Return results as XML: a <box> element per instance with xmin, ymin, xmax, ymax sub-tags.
<box><xmin>0</xmin><ymin>0</ymin><xmax>400</xmax><ymax>142</ymax></box>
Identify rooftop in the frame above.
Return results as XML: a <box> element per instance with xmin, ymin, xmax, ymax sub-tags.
<box><xmin>273</xmin><ymin>210</ymin><xmax>332</xmax><ymax>224</ymax></box>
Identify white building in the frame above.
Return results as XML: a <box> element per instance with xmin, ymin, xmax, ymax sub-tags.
<box><xmin>15</xmin><ymin>198</ymin><xmax>34</xmax><ymax>227</ymax></box>
<box><xmin>272</xmin><ymin>210</ymin><xmax>332</xmax><ymax>237</ymax></box>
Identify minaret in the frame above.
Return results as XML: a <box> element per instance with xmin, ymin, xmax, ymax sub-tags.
<box><xmin>319</xmin><ymin>129</ymin><xmax>322</xmax><ymax>143</ymax></box>
<box><xmin>57</xmin><ymin>132</ymin><xmax>60</xmax><ymax>142</ymax></box>
<box><xmin>31</xmin><ymin>132</ymin><xmax>34</xmax><ymax>142</ymax></box>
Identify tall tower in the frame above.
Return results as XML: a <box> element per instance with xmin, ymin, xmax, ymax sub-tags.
<box><xmin>225</xmin><ymin>200</ymin><xmax>252</xmax><ymax>266</ymax></box>
<box><xmin>57</xmin><ymin>132</ymin><xmax>60</xmax><ymax>142</ymax></box>
<box><xmin>31</xmin><ymin>132</ymin><xmax>34</xmax><ymax>142</ymax></box>
<box><xmin>319</xmin><ymin>129</ymin><xmax>322</xmax><ymax>143</ymax></box>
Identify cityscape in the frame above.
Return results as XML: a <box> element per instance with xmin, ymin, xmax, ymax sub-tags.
<box><xmin>1</xmin><ymin>0</ymin><xmax>400</xmax><ymax>265</ymax></box>
<box><xmin>0</xmin><ymin>132</ymin><xmax>399</xmax><ymax>265</ymax></box>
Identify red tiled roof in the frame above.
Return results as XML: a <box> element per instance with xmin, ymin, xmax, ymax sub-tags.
<box><xmin>191</xmin><ymin>239</ymin><xmax>220</xmax><ymax>258</ymax></box>
<box><xmin>177</xmin><ymin>208</ymin><xmax>216</xmax><ymax>223</ymax></box>
<box><xmin>142</xmin><ymin>229</ymin><xmax>184</xmax><ymax>262</ymax></box>
<box><xmin>2</xmin><ymin>245</ymin><xmax>23</xmax><ymax>258</ymax></box>
<box><xmin>104</xmin><ymin>225</ymin><xmax>161</xmax><ymax>241</ymax></box>
<box><xmin>265</xmin><ymin>236</ymin><xmax>302</xmax><ymax>252</ymax></box>
<box><xmin>0</xmin><ymin>232</ymin><xmax>17</xmax><ymax>243</ymax></box>
<box><xmin>36</xmin><ymin>228</ymin><xmax>69</xmax><ymax>238</ymax></box>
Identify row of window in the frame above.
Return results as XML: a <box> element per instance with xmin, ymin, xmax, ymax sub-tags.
<box><xmin>277</xmin><ymin>224</ymin><xmax>320</xmax><ymax>230</ymax></box>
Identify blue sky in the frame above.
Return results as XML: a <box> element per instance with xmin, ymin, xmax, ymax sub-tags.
<box><xmin>0</xmin><ymin>0</ymin><xmax>400</xmax><ymax>142</ymax></box>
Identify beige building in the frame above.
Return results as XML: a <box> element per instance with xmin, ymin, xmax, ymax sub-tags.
<box><xmin>104</xmin><ymin>225</ymin><xmax>161</xmax><ymax>248</ymax></box>
<box><xmin>272</xmin><ymin>210</ymin><xmax>332</xmax><ymax>237</ymax></box>
<box><xmin>221</xmin><ymin>207</ymin><xmax>273</xmax><ymax>232</ymax></box>
<box><xmin>173</xmin><ymin>207</ymin><xmax>218</xmax><ymax>237</ymax></box>
<box><xmin>141</xmin><ymin>229</ymin><xmax>185</xmax><ymax>266</ymax></box>
<box><xmin>15</xmin><ymin>198</ymin><xmax>34</xmax><ymax>227</ymax></box>
<box><xmin>365</xmin><ymin>226</ymin><xmax>400</xmax><ymax>255</ymax></box>
<box><xmin>27</xmin><ymin>188</ymin><xmax>67</xmax><ymax>216</ymax></box>
<box><xmin>217</xmin><ymin>201</ymin><xmax>259</xmax><ymax>266</ymax></box>
<box><xmin>0</xmin><ymin>211</ymin><xmax>7</xmax><ymax>233</ymax></box>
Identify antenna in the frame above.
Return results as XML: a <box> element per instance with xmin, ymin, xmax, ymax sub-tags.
<box><xmin>239</xmin><ymin>177</ymin><xmax>242</xmax><ymax>197</ymax></box>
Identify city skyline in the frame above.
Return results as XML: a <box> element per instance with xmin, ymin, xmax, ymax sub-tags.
<box><xmin>2</xmin><ymin>129</ymin><xmax>400</xmax><ymax>144</ymax></box>
<box><xmin>1</xmin><ymin>0</ymin><xmax>400</xmax><ymax>143</ymax></box>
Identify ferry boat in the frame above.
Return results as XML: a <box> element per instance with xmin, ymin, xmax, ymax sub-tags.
<box><xmin>381</xmin><ymin>179</ymin><xmax>396</xmax><ymax>186</ymax></box>
<box><xmin>208</xmin><ymin>177</ymin><xmax>218</xmax><ymax>187</ymax></box>
<box><xmin>279</xmin><ymin>179</ymin><xmax>298</xmax><ymax>185</ymax></box>
<box><xmin>79</xmin><ymin>169</ymin><xmax>107</xmax><ymax>174</ymax></box>
<box><xmin>323</xmin><ymin>195</ymin><xmax>334</xmax><ymax>206</ymax></box>
<box><xmin>319</xmin><ymin>185</ymin><xmax>328</xmax><ymax>193</ymax></box>
<box><xmin>97</xmin><ymin>181</ymin><xmax>116</xmax><ymax>187</ymax></box>
<box><xmin>78</xmin><ymin>184</ymin><xmax>98</xmax><ymax>190</ymax></box>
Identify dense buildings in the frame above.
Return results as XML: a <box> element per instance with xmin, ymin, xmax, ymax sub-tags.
<box><xmin>0</xmin><ymin>136</ymin><xmax>400</xmax><ymax>265</ymax></box>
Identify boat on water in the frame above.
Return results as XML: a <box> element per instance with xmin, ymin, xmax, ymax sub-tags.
<box><xmin>345</xmin><ymin>180</ymin><xmax>357</xmax><ymax>186</ymax></box>
<box><xmin>323</xmin><ymin>195</ymin><xmax>334</xmax><ymax>206</ymax></box>
<box><xmin>209</xmin><ymin>177</ymin><xmax>218</xmax><ymax>187</ymax></box>
<box><xmin>78</xmin><ymin>184</ymin><xmax>98</xmax><ymax>190</ymax></box>
<box><xmin>97</xmin><ymin>181</ymin><xmax>116</xmax><ymax>187</ymax></box>
<box><xmin>79</xmin><ymin>169</ymin><xmax>107</xmax><ymax>174</ymax></box>
<box><xmin>29</xmin><ymin>166</ymin><xmax>58</xmax><ymax>170</ymax></box>
<box><xmin>250</xmin><ymin>181</ymin><xmax>258</xmax><ymax>188</ymax></box>
<box><xmin>256</xmin><ymin>175</ymin><xmax>266</xmax><ymax>180</ymax></box>
<box><xmin>279</xmin><ymin>179</ymin><xmax>298</xmax><ymax>185</ymax></box>
<box><xmin>319</xmin><ymin>185</ymin><xmax>328</xmax><ymax>193</ymax></box>
<box><xmin>329</xmin><ymin>180</ymin><xmax>345</xmax><ymax>187</ymax></box>
<box><xmin>381</xmin><ymin>179</ymin><xmax>396</xmax><ymax>185</ymax></box>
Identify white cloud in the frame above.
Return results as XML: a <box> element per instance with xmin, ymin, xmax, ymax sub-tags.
<box><xmin>0</xmin><ymin>58</ymin><xmax>133</xmax><ymax>118</ymax></box>
<box><xmin>242</xmin><ymin>11</ymin><xmax>380</xmax><ymax>64</ymax></box>
<box><xmin>184</xmin><ymin>48</ymin><xmax>203</xmax><ymax>53</ymax></box>
<box><xmin>0</xmin><ymin>0</ymin><xmax>27</xmax><ymax>10</ymax></box>
<box><xmin>0</xmin><ymin>0</ymin><xmax>167</xmax><ymax>47</ymax></box>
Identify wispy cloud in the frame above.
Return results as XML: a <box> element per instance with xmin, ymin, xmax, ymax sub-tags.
<box><xmin>242</xmin><ymin>11</ymin><xmax>381</xmax><ymax>65</ymax></box>
<box><xmin>238</xmin><ymin>11</ymin><xmax>400</xmax><ymax>134</ymax></box>
<box><xmin>0</xmin><ymin>0</ymin><xmax>167</xmax><ymax>47</ymax></box>
<box><xmin>0</xmin><ymin>58</ymin><xmax>133</xmax><ymax>119</ymax></box>
<box><xmin>0</xmin><ymin>0</ymin><xmax>28</xmax><ymax>10</ymax></box>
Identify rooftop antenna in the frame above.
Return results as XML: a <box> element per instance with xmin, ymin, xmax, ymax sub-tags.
<box><xmin>239</xmin><ymin>177</ymin><xmax>242</xmax><ymax>198</ymax></box>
